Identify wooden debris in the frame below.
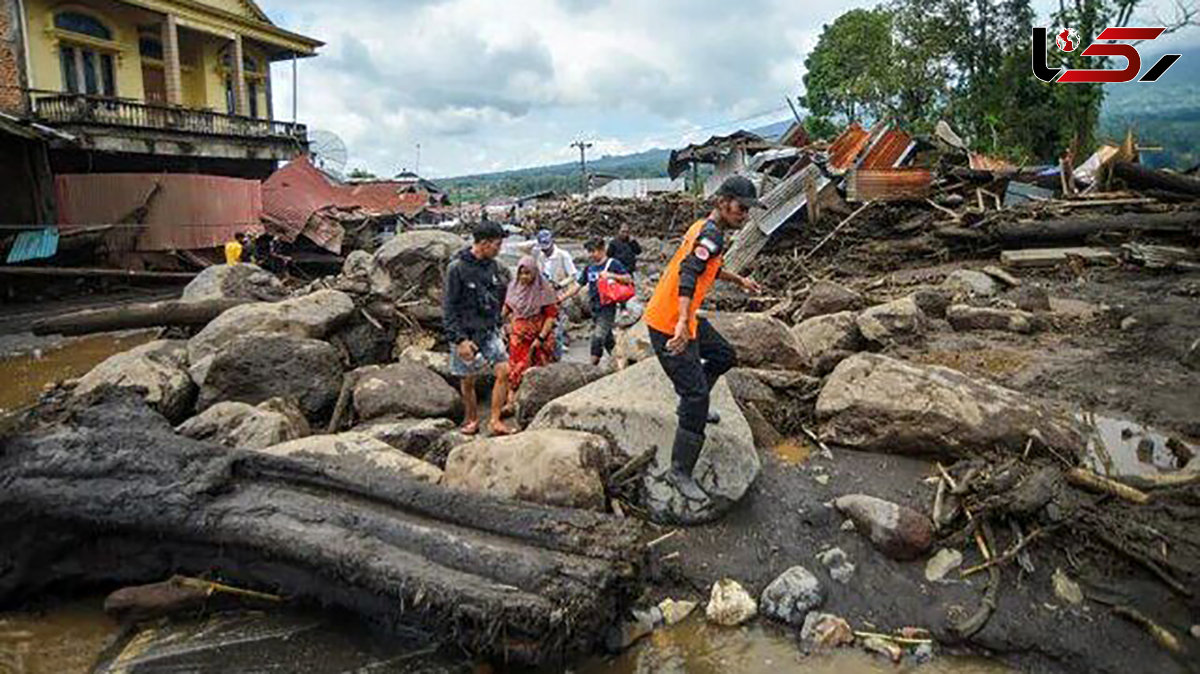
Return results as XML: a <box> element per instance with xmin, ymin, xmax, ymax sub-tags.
<box><xmin>1112</xmin><ymin>606</ymin><xmax>1184</xmax><ymax>654</ymax></box>
<box><xmin>1000</xmin><ymin>247</ymin><xmax>1118</xmax><ymax>269</ymax></box>
<box><xmin>32</xmin><ymin>298</ymin><xmax>249</xmax><ymax>337</ymax></box>
<box><xmin>1066</xmin><ymin>468</ymin><xmax>1151</xmax><ymax>505</ymax></box>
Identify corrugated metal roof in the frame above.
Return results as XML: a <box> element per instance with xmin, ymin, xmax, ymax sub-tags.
<box><xmin>756</xmin><ymin>164</ymin><xmax>830</xmax><ymax>236</ymax></box>
<box><xmin>827</xmin><ymin>123</ymin><xmax>872</xmax><ymax>175</ymax></box>
<box><xmin>859</xmin><ymin>127</ymin><xmax>915</xmax><ymax>169</ymax></box>
<box><xmin>5</xmin><ymin>228</ymin><xmax>59</xmax><ymax>264</ymax></box>
<box><xmin>55</xmin><ymin>174</ymin><xmax>262</xmax><ymax>251</ymax></box>
<box><xmin>262</xmin><ymin>155</ymin><xmax>357</xmax><ymax>239</ymax></box>
<box><xmin>846</xmin><ymin>168</ymin><xmax>933</xmax><ymax>202</ymax></box>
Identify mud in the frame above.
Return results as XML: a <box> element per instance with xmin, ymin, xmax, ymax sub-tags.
<box><xmin>0</xmin><ymin>331</ymin><xmax>156</xmax><ymax>415</ymax></box>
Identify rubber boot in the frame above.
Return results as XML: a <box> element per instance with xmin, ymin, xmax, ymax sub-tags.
<box><xmin>665</xmin><ymin>428</ymin><xmax>708</xmax><ymax>501</ymax></box>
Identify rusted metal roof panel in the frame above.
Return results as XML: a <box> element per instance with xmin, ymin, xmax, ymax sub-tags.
<box><xmin>827</xmin><ymin>122</ymin><xmax>872</xmax><ymax>174</ymax></box>
<box><xmin>846</xmin><ymin>168</ymin><xmax>933</xmax><ymax>203</ymax></box>
<box><xmin>860</xmin><ymin>128</ymin><xmax>915</xmax><ymax>169</ymax></box>
<box><xmin>262</xmin><ymin>155</ymin><xmax>356</xmax><ymax>239</ymax></box>
<box><xmin>55</xmin><ymin>174</ymin><xmax>262</xmax><ymax>251</ymax></box>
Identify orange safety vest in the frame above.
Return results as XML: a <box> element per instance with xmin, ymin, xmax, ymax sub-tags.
<box><xmin>645</xmin><ymin>218</ymin><xmax>722</xmax><ymax>338</ymax></box>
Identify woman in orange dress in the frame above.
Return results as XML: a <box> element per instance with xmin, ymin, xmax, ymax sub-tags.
<box><xmin>502</xmin><ymin>256</ymin><xmax>559</xmax><ymax>414</ymax></box>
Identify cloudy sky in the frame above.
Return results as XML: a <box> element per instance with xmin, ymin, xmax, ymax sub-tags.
<box><xmin>259</xmin><ymin>0</ymin><xmax>1199</xmax><ymax>179</ymax></box>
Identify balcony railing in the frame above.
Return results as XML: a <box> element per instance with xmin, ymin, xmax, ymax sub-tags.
<box><xmin>31</xmin><ymin>94</ymin><xmax>307</xmax><ymax>142</ymax></box>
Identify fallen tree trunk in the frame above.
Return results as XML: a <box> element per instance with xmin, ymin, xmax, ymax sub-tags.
<box><xmin>0</xmin><ymin>391</ymin><xmax>644</xmax><ymax>665</ymax></box>
<box><xmin>1113</xmin><ymin>162</ymin><xmax>1200</xmax><ymax>198</ymax></box>
<box><xmin>991</xmin><ymin>210</ymin><xmax>1199</xmax><ymax>244</ymax></box>
<box><xmin>32</xmin><ymin>298</ymin><xmax>249</xmax><ymax>336</ymax></box>
<box><xmin>0</xmin><ymin>266</ymin><xmax>195</xmax><ymax>280</ymax></box>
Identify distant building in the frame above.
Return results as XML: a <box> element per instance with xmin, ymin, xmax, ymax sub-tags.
<box><xmin>588</xmin><ymin>177</ymin><xmax>685</xmax><ymax>200</ymax></box>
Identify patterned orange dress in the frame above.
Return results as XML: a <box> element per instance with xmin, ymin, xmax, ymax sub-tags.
<box><xmin>508</xmin><ymin>304</ymin><xmax>558</xmax><ymax>390</ymax></box>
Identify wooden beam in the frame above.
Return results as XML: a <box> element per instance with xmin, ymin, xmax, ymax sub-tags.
<box><xmin>1000</xmin><ymin>247</ymin><xmax>1118</xmax><ymax>269</ymax></box>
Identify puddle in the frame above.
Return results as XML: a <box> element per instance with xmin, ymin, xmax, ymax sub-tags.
<box><xmin>0</xmin><ymin>332</ymin><xmax>156</xmax><ymax>415</ymax></box>
<box><xmin>773</xmin><ymin>438</ymin><xmax>814</xmax><ymax>465</ymax></box>
<box><xmin>1078</xmin><ymin>413</ymin><xmax>1198</xmax><ymax>479</ymax></box>
<box><xmin>0</xmin><ymin>598</ymin><xmax>121</xmax><ymax>674</ymax></box>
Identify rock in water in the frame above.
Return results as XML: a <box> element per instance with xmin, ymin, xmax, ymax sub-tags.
<box><xmin>260</xmin><ymin>432</ymin><xmax>443</xmax><ymax>484</ymax></box>
<box><xmin>834</xmin><ymin>494</ymin><xmax>934</xmax><ymax>561</ymax></box>
<box><xmin>188</xmin><ymin>290</ymin><xmax>355</xmax><ymax>368</ymax></box>
<box><xmin>196</xmin><ymin>334</ymin><xmax>343</xmax><ymax>422</ymax></box>
<box><xmin>796</xmin><ymin>281</ymin><xmax>864</xmax><ymax>322</ymax></box>
<box><xmin>443</xmin><ymin>430</ymin><xmax>610</xmax><ymax>511</ymax></box>
<box><xmin>855</xmin><ymin>297</ymin><xmax>927</xmax><ymax>345</ymax></box>
<box><xmin>531</xmin><ymin>358</ymin><xmax>759</xmax><ymax>525</ymax></box>
<box><xmin>800</xmin><ymin>612</ymin><xmax>854</xmax><ymax>649</ymax></box>
<box><xmin>181</xmin><ymin>263</ymin><xmax>286</xmax><ymax>303</ymax></box>
<box><xmin>516</xmin><ymin>362</ymin><xmax>608</xmax><ymax>424</ymax></box>
<box><xmin>706</xmin><ymin>579</ymin><xmax>757</xmax><ymax>626</ymax></box>
<box><xmin>352</xmin><ymin>362</ymin><xmax>461</xmax><ymax>421</ymax></box>
<box><xmin>760</xmin><ymin>566</ymin><xmax>824</xmax><ymax>626</ymax></box>
<box><xmin>705</xmin><ymin>312</ymin><xmax>806</xmax><ymax>370</ymax></box>
<box><xmin>658</xmin><ymin>598</ymin><xmax>698</xmax><ymax>626</ymax></box>
<box><xmin>74</xmin><ymin>340</ymin><xmax>195</xmax><ymax>423</ymax></box>
<box><xmin>176</xmin><ymin>398</ymin><xmax>310</xmax><ymax>450</ymax></box>
<box><xmin>791</xmin><ymin>311</ymin><xmax>863</xmax><ymax>376</ymax></box>
<box><xmin>816</xmin><ymin>353</ymin><xmax>1083</xmax><ymax>458</ymax></box>
<box><xmin>369</xmin><ymin>230</ymin><xmax>467</xmax><ymax>302</ymax></box>
<box><xmin>925</xmin><ymin>548</ymin><xmax>964</xmax><ymax>582</ymax></box>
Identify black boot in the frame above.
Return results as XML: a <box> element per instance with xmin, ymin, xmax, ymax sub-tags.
<box><xmin>665</xmin><ymin>428</ymin><xmax>708</xmax><ymax>501</ymax></box>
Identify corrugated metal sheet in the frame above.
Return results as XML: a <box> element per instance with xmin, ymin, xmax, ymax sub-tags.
<box><xmin>756</xmin><ymin>164</ymin><xmax>831</xmax><ymax>236</ymax></box>
<box><xmin>827</xmin><ymin>123</ymin><xmax>872</xmax><ymax>175</ymax></box>
<box><xmin>5</xmin><ymin>228</ymin><xmax>59</xmax><ymax>264</ymax></box>
<box><xmin>860</xmin><ymin>127</ymin><xmax>915</xmax><ymax>169</ymax></box>
<box><xmin>55</xmin><ymin>174</ymin><xmax>262</xmax><ymax>251</ymax></box>
<box><xmin>846</xmin><ymin>168</ymin><xmax>933</xmax><ymax>202</ymax></box>
<box><xmin>262</xmin><ymin>155</ymin><xmax>355</xmax><ymax>239</ymax></box>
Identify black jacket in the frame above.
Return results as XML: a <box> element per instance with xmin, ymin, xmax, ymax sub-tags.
<box><xmin>443</xmin><ymin>248</ymin><xmax>507</xmax><ymax>344</ymax></box>
<box><xmin>607</xmin><ymin>237</ymin><xmax>642</xmax><ymax>273</ymax></box>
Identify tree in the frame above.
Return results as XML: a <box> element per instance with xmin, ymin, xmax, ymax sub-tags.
<box><xmin>347</xmin><ymin>168</ymin><xmax>377</xmax><ymax>180</ymax></box>
<box><xmin>802</xmin><ymin>9</ymin><xmax>897</xmax><ymax>126</ymax></box>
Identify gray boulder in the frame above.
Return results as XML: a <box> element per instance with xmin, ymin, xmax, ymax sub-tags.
<box><xmin>531</xmin><ymin>358</ymin><xmax>759</xmax><ymax>524</ymax></box>
<box><xmin>352</xmin><ymin>417</ymin><xmax>457</xmax><ymax>456</ymax></box>
<box><xmin>947</xmin><ymin>305</ymin><xmax>1039</xmax><ymax>334</ymax></box>
<box><xmin>352</xmin><ymin>361</ymin><xmax>460</xmax><ymax>421</ymax></box>
<box><xmin>613</xmin><ymin>320</ymin><xmax>654</xmax><ymax>366</ymax></box>
<box><xmin>856</xmin><ymin>297</ymin><xmax>927</xmax><ymax>345</ymax></box>
<box><xmin>760</xmin><ymin>566</ymin><xmax>824</xmax><ymax>626</ymax></box>
<box><xmin>705</xmin><ymin>312</ymin><xmax>805</xmax><ymax>370</ymax></box>
<box><xmin>791</xmin><ymin>311</ymin><xmax>863</xmax><ymax>376</ymax></box>
<box><xmin>180</xmin><ymin>263</ymin><xmax>286</xmax><ymax>303</ymax></box>
<box><xmin>443</xmin><ymin>430</ymin><xmax>610</xmax><ymax>511</ymax></box>
<box><xmin>188</xmin><ymin>289</ymin><xmax>355</xmax><ymax>369</ymax></box>
<box><xmin>516</xmin><ymin>362</ymin><xmax>608</xmax><ymax>423</ymax></box>
<box><xmin>176</xmin><ymin>398</ymin><xmax>310</xmax><ymax>450</ymax></box>
<box><xmin>369</xmin><ymin>230</ymin><xmax>466</xmax><ymax>301</ymax></box>
<box><xmin>342</xmin><ymin>250</ymin><xmax>373</xmax><ymax>278</ymax></box>
<box><xmin>943</xmin><ymin>269</ymin><xmax>1000</xmax><ymax>298</ymax></box>
<box><xmin>1014</xmin><ymin>285</ymin><xmax>1052</xmax><ymax>312</ymax></box>
<box><xmin>400</xmin><ymin>347</ymin><xmax>455</xmax><ymax>383</ymax></box>
<box><xmin>817</xmin><ymin>353</ymin><xmax>1082</xmax><ymax>458</ymax></box>
<box><xmin>197</xmin><ymin>334</ymin><xmax>343</xmax><ymax>421</ymax></box>
<box><xmin>75</xmin><ymin>340</ymin><xmax>195</xmax><ymax>422</ymax></box>
<box><xmin>910</xmin><ymin>288</ymin><xmax>952</xmax><ymax>319</ymax></box>
<box><xmin>796</xmin><ymin>281</ymin><xmax>864</xmax><ymax>322</ymax></box>
<box><xmin>834</xmin><ymin>494</ymin><xmax>934</xmax><ymax>561</ymax></box>
<box><xmin>258</xmin><ymin>432</ymin><xmax>443</xmax><ymax>483</ymax></box>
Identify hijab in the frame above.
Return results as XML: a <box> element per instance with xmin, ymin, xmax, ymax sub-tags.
<box><xmin>506</xmin><ymin>255</ymin><xmax>558</xmax><ymax>318</ymax></box>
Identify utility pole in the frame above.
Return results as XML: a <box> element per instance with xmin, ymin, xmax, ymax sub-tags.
<box><xmin>570</xmin><ymin>140</ymin><xmax>593</xmax><ymax>197</ymax></box>
<box><xmin>415</xmin><ymin>143</ymin><xmax>421</xmax><ymax>177</ymax></box>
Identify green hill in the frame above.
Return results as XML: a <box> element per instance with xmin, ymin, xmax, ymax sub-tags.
<box><xmin>1100</xmin><ymin>46</ymin><xmax>1200</xmax><ymax>169</ymax></box>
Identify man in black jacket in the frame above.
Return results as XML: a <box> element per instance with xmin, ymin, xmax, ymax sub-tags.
<box><xmin>443</xmin><ymin>222</ymin><xmax>514</xmax><ymax>436</ymax></box>
<box><xmin>607</xmin><ymin>224</ymin><xmax>642</xmax><ymax>275</ymax></box>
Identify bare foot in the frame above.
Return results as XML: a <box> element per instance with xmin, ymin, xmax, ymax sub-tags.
<box><xmin>461</xmin><ymin>420</ymin><xmax>480</xmax><ymax>436</ymax></box>
<box><xmin>489</xmin><ymin>421</ymin><xmax>516</xmax><ymax>436</ymax></box>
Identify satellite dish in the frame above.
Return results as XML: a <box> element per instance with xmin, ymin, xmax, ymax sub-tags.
<box><xmin>308</xmin><ymin>129</ymin><xmax>348</xmax><ymax>178</ymax></box>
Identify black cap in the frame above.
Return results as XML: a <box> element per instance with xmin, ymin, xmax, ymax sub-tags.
<box><xmin>715</xmin><ymin>175</ymin><xmax>766</xmax><ymax>209</ymax></box>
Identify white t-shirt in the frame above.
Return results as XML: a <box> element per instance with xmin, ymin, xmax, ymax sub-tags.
<box><xmin>517</xmin><ymin>242</ymin><xmax>579</xmax><ymax>288</ymax></box>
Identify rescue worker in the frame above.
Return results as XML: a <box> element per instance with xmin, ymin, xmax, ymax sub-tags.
<box><xmin>644</xmin><ymin>175</ymin><xmax>764</xmax><ymax>500</ymax></box>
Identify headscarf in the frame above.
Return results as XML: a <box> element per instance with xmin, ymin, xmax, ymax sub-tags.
<box><xmin>506</xmin><ymin>255</ymin><xmax>558</xmax><ymax>318</ymax></box>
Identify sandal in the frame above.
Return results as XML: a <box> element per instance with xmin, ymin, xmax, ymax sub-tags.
<box><xmin>489</xmin><ymin>421</ymin><xmax>516</xmax><ymax>437</ymax></box>
<box><xmin>461</xmin><ymin>421</ymin><xmax>480</xmax><ymax>436</ymax></box>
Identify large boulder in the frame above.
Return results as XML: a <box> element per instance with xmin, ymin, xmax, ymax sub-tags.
<box><xmin>516</xmin><ymin>362</ymin><xmax>608</xmax><ymax>423</ymax></box>
<box><xmin>705</xmin><ymin>312</ymin><xmax>805</xmax><ymax>370</ymax></box>
<box><xmin>834</xmin><ymin>494</ymin><xmax>934</xmax><ymax>561</ymax></box>
<box><xmin>352</xmin><ymin>417</ymin><xmax>457</xmax><ymax>456</ymax></box>
<box><xmin>188</xmin><ymin>290</ymin><xmax>355</xmax><ymax>369</ymax></box>
<box><xmin>791</xmin><ymin>311</ymin><xmax>863</xmax><ymax>376</ymax></box>
<box><xmin>352</xmin><ymin>362</ymin><xmax>460</xmax><ymax>421</ymax></box>
<box><xmin>531</xmin><ymin>358</ymin><xmax>759</xmax><ymax>524</ymax></box>
<box><xmin>75</xmin><ymin>340</ymin><xmax>194</xmax><ymax>422</ymax></box>
<box><xmin>176</xmin><ymin>398</ymin><xmax>310</xmax><ymax>450</ymax></box>
<box><xmin>369</xmin><ymin>230</ymin><xmax>467</xmax><ymax>302</ymax></box>
<box><xmin>795</xmin><ymin>281</ymin><xmax>865</xmax><ymax>322</ymax></box>
<box><xmin>328</xmin><ymin>316</ymin><xmax>397</xmax><ymax>369</ymax></box>
<box><xmin>855</xmin><ymin>297</ymin><xmax>927</xmax><ymax>345</ymax></box>
<box><xmin>400</xmin><ymin>347</ymin><xmax>455</xmax><ymax>383</ymax></box>
<box><xmin>816</xmin><ymin>353</ymin><xmax>1083</xmax><ymax>458</ymax></box>
<box><xmin>443</xmin><ymin>430</ymin><xmax>610</xmax><ymax>511</ymax></box>
<box><xmin>196</xmin><ymin>334</ymin><xmax>343</xmax><ymax>422</ymax></box>
<box><xmin>180</xmin><ymin>264</ymin><xmax>287</xmax><ymax>303</ymax></box>
<box><xmin>760</xmin><ymin>566</ymin><xmax>824</xmax><ymax>626</ymax></box>
<box><xmin>258</xmin><ymin>432</ymin><xmax>443</xmax><ymax>483</ymax></box>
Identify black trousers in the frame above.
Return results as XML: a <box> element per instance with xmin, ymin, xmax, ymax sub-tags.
<box><xmin>591</xmin><ymin>304</ymin><xmax>618</xmax><ymax>359</ymax></box>
<box><xmin>650</xmin><ymin>318</ymin><xmax>737</xmax><ymax>439</ymax></box>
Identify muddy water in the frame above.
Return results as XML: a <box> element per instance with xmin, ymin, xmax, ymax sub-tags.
<box><xmin>1079</xmin><ymin>412</ymin><xmax>1198</xmax><ymax>478</ymax></box>
<box><xmin>0</xmin><ymin>332</ymin><xmax>156</xmax><ymax>416</ymax></box>
<box><xmin>0</xmin><ymin>599</ymin><xmax>120</xmax><ymax>674</ymax></box>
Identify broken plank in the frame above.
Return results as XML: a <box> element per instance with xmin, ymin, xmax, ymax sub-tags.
<box><xmin>1000</xmin><ymin>247</ymin><xmax>1118</xmax><ymax>269</ymax></box>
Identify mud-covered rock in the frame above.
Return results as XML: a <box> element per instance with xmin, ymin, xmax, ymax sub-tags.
<box><xmin>705</xmin><ymin>312</ymin><xmax>805</xmax><ymax>370</ymax></box>
<box><xmin>705</xmin><ymin>579</ymin><xmax>757</xmax><ymax>626</ymax></box>
<box><xmin>613</xmin><ymin>320</ymin><xmax>653</xmax><ymax>366</ymax></box>
<box><xmin>760</xmin><ymin>566</ymin><xmax>823</xmax><ymax>626</ymax></box>
<box><xmin>369</xmin><ymin>230</ymin><xmax>466</xmax><ymax>302</ymax></box>
<box><xmin>188</xmin><ymin>290</ymin><xmax>355</xmax><ymax>368</ymax></box>
<box><xmin>176</xmin><ymin>398</ymin><xmax>309</xmax><ymax>450</ymax></box>
<box><xmin>947</xmin><ymin>305</ymin><xmax>1039</xmax><ymax>334</ymax></box>
<box><xmin>260</xmin><ymin>432</ymin><xmax>443</xmax><ymax>483</ymax></box>
<box><xmin>816</xmin><ymin>353</ymin><xmax>1083</xmax><ymax>458</ymax></box>
<box><xmin>1014</xmin><ymin>285</ymin><xmax>1052</xmax><ymax>313</ymax></box>
<box><xmin>181</xmin><ymin>264</ymin><xmax>287</xmax><ymax>303</ymax></box>
<box><xmin>197</xmin><ymin>334</ymin><xmax>343</xmax><ymax>422</ymax></box>
<box><xmin>796</xmin><ymin>281</ymin><xmax>864</xmax><ymax>322</ymax></box>
<box><xmin>75</xmin><ymin>340</ymin><xmax>195</xmax><ymax>422</ymax></box>
<box><xmin>352</xmin><ymin>362</ymin><xmax>460</xmax><ymax>421</ymax></box>
<box><xmin>943</xmin><ymin>269</ymin><xmax>999</xmax><ymax>298</ymax></box>
<box><xmin>856</xmin><ymin>297</ymin><xmax>927</xmax><ymax>345</ymax></box>
<box><xmin>352</xmin><ymin>417</ymin><xmax>457</xmax><ymax>456</ymax></box>
<box><xmin>834</xmin><ymin>494</ymin><xmax>934</xmax><ymax>561</ymax></box>
<box><xmin>443</xmin><ymin>430</ymin><xmax>609</xmax><ymax>511</ymax></box>
<box><xmin>910</xmin><ymin>288</ymin><xmax>952</xmax><ymax>319</ymax></box>
<box><xmin>516</xmin><ymin>362</ymin><xmax>608</xmax><ymax>423</ymax></box>
<box><xmin>791</xmin><ymin>311</ymin><xmax>863</xmax><ymax>375</ymax></box>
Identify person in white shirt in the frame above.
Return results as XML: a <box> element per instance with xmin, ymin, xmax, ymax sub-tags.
<box><xmin>516</xmin><ymin>230</ymin><xmax>578</xmax><ymax>359</ymax></box>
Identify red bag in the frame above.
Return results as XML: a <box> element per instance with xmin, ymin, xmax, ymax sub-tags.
<box><xmin>597</xmin><ymin>259</ymin><xmax>635</xmax><ymax>306</ymax></box>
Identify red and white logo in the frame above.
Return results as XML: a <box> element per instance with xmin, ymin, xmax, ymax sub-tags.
<box><xmin>1055</xmin><ymin>28</ymin><xmax>1078</xmax><ymax>52</ymax></box>
<box><xmin>1032</xmin><ymin>27</ymin><xmax>1182</xmax><ymax>83</ymax></box>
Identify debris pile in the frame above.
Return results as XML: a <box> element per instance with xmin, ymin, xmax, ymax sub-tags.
<box><xmin>536</xmin><ymin>192</ymin><xmax>708</xmax><ymax>239</ymax></box>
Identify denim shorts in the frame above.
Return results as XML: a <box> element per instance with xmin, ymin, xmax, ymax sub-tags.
<box><xmin>449</xmin><ymin>330</ymin><xmax>508</xmax><ymax>377</ymax></box>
